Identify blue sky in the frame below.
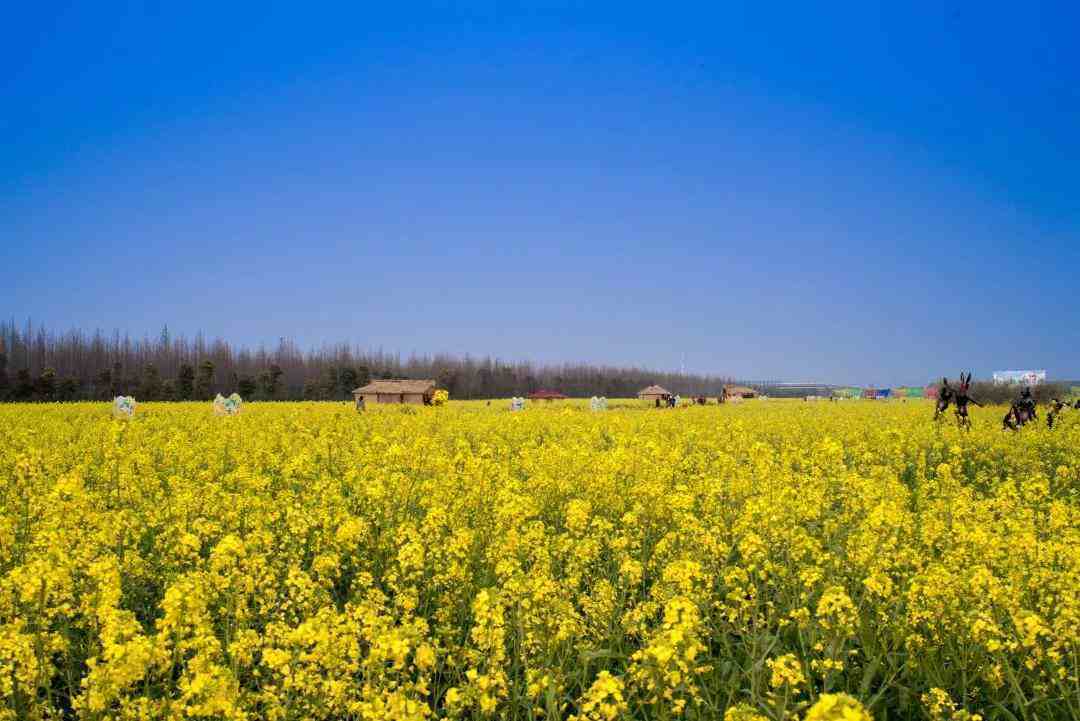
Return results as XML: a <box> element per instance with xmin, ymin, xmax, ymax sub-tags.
<box><xmin>4</xmin><ymin>1</ymin><xmax>1078</xmax><ymax>386</ymax></box>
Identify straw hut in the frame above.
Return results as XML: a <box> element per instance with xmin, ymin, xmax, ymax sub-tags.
<box><xmin>638</xmin><ymin>385</ymin><xmax>671</xmax><ymax>405</ymax></box>
<box><xmin>352</xmin><ymin>379</ymin><xmax>436</xmax><ymax>406</ymax></box>
<box><xmin>724</xmin><ymin>385</ymin><xmax>757</xmax><ymax>399</ymax></box>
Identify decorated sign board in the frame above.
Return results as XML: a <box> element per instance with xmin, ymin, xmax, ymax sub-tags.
<box><xmin>213</xmin><ymin>393</ymin><xmax>243</xmax><ymax>415</ymax></box>
<box><xmin>112</xmin><ymin>396</ymin><xmax>136</xmax><ymax>418</ymax></box>
<box><xmin>992</xmin><ymin>370</ymin><xmax>1046</xmax><ymax>386</ymax></box>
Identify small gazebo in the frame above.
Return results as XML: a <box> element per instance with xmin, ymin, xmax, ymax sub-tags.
<box><xmin>528</xmin><ymin>389</ymin><xmax>568</xmax><ymax>401</ymax></box>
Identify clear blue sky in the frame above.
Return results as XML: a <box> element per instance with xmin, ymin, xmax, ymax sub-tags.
<box><xmin>4</xmin><ymin>2</ymin><xmax>1078</xmax><ymax>386</ymax></box>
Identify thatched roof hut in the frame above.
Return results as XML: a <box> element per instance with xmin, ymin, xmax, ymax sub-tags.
<box><xmin>353</xmin><ymin>379</ymin><xmax>436</xmax><ymax>405</ymax></box>
<box><xmin>638</xmin><ymin>385</ymin><xmax>671</xmax><ymax>402</ymax></box>
<box><xmin>723</xmin><ymin>385</ymin><xmax>756</xmax><ymax>399</ymax></box>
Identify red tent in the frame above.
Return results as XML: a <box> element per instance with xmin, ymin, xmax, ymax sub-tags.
<box><xmin>528</xmin><ymin>389</ymin><xmax>568</xmax><ymax>401</ymax></box>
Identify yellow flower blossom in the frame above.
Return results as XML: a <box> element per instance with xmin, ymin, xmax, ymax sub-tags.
<box><xmin>804</xmin><ymin>693</ymin><xmax>873</xmax><ymax>721</ymax></box>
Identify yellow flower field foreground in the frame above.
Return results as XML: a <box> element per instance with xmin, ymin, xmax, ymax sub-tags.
<box><xmin>1</xmin><ymin>401</ymin><xmax>1078</xmax><ymax>720</ymax></box>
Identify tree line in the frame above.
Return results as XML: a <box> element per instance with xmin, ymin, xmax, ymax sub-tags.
<box><xmin>0</xmin><ymin>321</ymin><xmax>739</xmax><ymax>402</ymax></box>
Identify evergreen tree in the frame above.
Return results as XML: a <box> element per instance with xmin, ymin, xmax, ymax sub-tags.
<box><xmin>0</xmin><ymin>352</ymin><xmax>8</xmax><ymax>400</ymax></box>
<box><xmin>338</xmin><ymin>367</ymin><xmax>358</xmax><ymax>398</ymax></box>
<box><xmin>177</xmin><ymin>364</ymin><xmax>195</xmax><ymax>400</ymax></box>
<box><xmin>269</xmin><ymin>364</ymin><xmax>283</xmax><ymax>395</ymax></box>
<box><xmin>58</xmin><ymin>377</ymin><xmax>79</xmax><ymax>401</ymax></box>
<box><xmin>161</xmin><ymin>379</ymin><xmax>177</xmax><ymax>401</ymax></box>
<box><xmin>237</xmin><ymin>375</ymin><xmax>257</xmax><ymax>398</ymax></box>
<box><xmin>95</xmin><ymin>368</ymin><xmax>113</xmax><ymax>400</ymax></box>
<box><xmin>36</xmin><ymin>367</ymin><xmax>57</xmax><ymax>401</ymax></box>
<box><xmin>110</xmin><ymin>362</ymin><xmax>124</xmax><ymax>397</ymax></box>
<box><xmin>319</xmin><ymin>366</ymin><xmax>339</xmax><ymax>400</ymax></box>
<box><xmin>195</xmin><ymin>360</ymin><xmax>215</xmax><ymax>400</ymax></box>
<box><xmin>15</xmin><ymin>369</ymin><xmax>34</xmax><ymax>400</ymax></box>
<box><xmin>140</xmin><ymin>364</ymin><xmax>162</xmax><ymax>400</ymax></box>
<box><xmin>258</xmin><ymin>364</ymin><xmax>283</xmax><ymax>399</ymax></box>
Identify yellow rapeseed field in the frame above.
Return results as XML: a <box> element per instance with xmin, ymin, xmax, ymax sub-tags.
<box><xmin>1</xmin><ymin>400</ymin><xmax>1078</xmax><ymax>721</ymax></box>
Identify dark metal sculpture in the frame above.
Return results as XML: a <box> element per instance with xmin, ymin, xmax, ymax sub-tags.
<box><xmin>933</xmin><ymin>377</ymin><xmax>954</xmax><ymax>420</ymax></box>
<box><xmin>934</xmin><ymin>373</ymin><xmax>979</xmax><ymax>428</ymax></box>
<box><xmin>952</xmin><ymin>372</ymin><xmax>980</xmax><ymax>429</ymax></box>
<box><xmin>1002</xmin><ymin>386</ymin><xmax>1038</xmax><ymax>431</ymax></box>
<box><xmin>1046</xmin><ymin>398</ymin><xmax>1069</xmax><ymax>430</ymax></box>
